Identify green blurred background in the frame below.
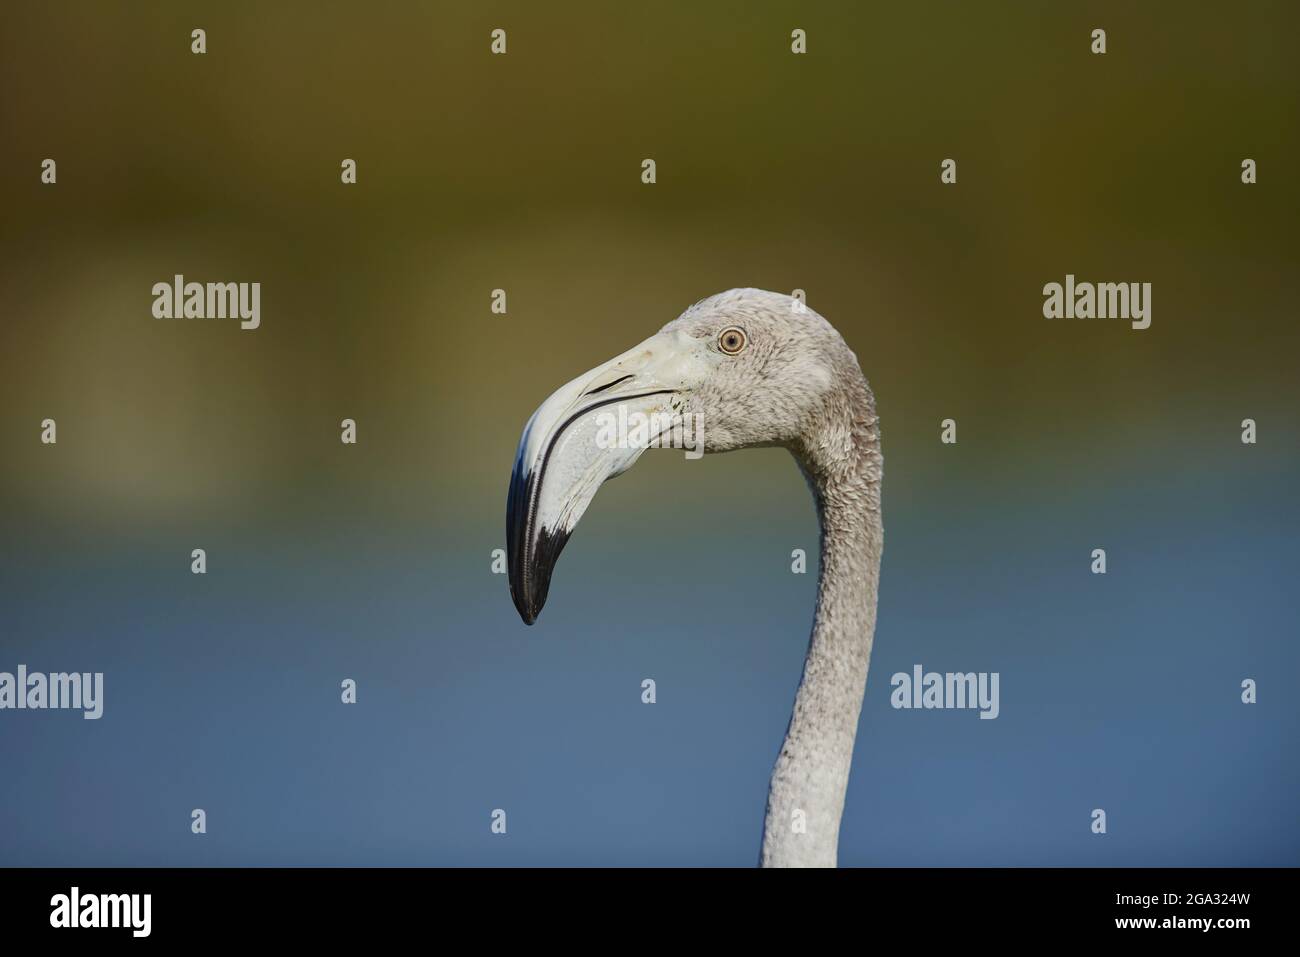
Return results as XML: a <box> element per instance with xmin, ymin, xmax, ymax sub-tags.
<box><xmin>0</xmin><ymin>2</ymin><xmax>1296</xmax><ymax>865</ymax></box>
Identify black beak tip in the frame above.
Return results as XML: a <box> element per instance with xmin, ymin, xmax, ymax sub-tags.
<box><xmin>509</xmin><ymin>570</ymin><xmax>550</xmax><ymax>626</ymax></box>
<box><xmin>506</xmin><ymin>528</ymin><xmax>569</xmax><ymax>628</ymax></box>
<box><xmin>507</xmin><ymin>572</ymin><xmax>538</xmax><ymax>625</ymax></box>
<box><xmin>514</xmin><ymin>594</ymin><xmax>540</xmax><ymax>626</ymax></box>
<box><xmin>506</xmin><ymin>460</ymin><xmax>570</xmax><ymax>628</ymax></box>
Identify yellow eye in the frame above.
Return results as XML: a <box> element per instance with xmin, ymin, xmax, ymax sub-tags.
<box><xmin>718</xmin><ymin>327</ymin><xmax>747</xmax><ymax>355</ymax></box>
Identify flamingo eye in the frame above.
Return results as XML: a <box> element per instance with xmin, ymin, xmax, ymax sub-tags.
<box><xmin>718</xmin><ymin>327</ymin><xmax>747</xmax><ymax>355</ymax></box>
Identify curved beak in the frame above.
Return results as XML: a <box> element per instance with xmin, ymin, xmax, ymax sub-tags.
<box><xmin>506</xmin><ymin>329</ymin><xmax>714</xmax><ymax>624</ymax></box>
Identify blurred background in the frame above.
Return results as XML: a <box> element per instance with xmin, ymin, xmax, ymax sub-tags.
<box><xmin>0</xmin><ymin>1</ymin><xmax>1296</xmax><ymax>865</ymax></box>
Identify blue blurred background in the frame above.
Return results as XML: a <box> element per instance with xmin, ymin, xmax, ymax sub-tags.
<box><xmin>1</xmin><ymin>1</ymin><xmax>1296</xmax><ymax>865</ymax></box>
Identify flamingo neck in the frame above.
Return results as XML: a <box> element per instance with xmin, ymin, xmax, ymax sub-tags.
<box><xmin>760</xmin><ymin>388</ymin><xmax>883</xmax><ymax>867</ymax></box>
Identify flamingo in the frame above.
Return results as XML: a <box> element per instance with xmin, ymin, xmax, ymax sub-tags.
<box><xmin>506</xmin><ymin>288</ymin><xmax>883</xmax><ymax>867</ymax></box>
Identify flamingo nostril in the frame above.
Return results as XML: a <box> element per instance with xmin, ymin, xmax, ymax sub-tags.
<box><xmin>583</xmin><ymin>373</ymin><xmax>634</xmax><ymax>398</ymax></box>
